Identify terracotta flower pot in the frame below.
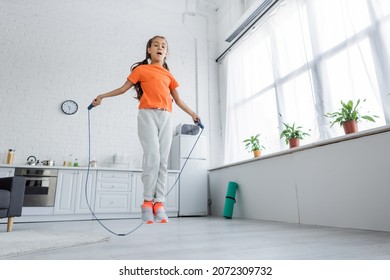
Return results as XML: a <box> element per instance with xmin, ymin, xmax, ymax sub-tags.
<box><xmin>253</xmin><ymin>150</ymin><xmax>261</xmax><ymax>157</ymax></box>
<box><xmin>342</xmin><ymin>120</ymin><xmax>358</xmax><ymax>134</ymax></box>
<box><xmin>288</xmin><ymin>138</ymin><xmax>300</xmax><ymax>148</ymax></box>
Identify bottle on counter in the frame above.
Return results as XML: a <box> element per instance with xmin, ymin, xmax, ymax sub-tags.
<box><xmin>73</xmin><ymin>159</ymin><xmax>79</xmax><ymax>167</ymax></box>
<box><xmin>6</xmin><ymin>149</ymin><xmax>15</xmax><ymax>164</ymax></box>
<box><xmin>67</xmin><ymin>154</ymin><xmax>73</xmax><ymax>167</ymax></box>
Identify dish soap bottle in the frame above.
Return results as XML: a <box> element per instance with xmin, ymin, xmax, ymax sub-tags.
<box><xmin>67</xmin><ymin>154</ymin><xmax>73</xmax><ymax>167</ymax></box>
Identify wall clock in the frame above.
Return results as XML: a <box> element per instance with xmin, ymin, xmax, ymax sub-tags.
<box><xmin>61</xmin><ymin>100</ymin><xmax>78</xmax><ymax>115</ymax></box>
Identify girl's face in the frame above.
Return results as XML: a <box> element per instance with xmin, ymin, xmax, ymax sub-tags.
<box><xmin>148</xmin><ymin>37</ymin><xmax>168</xmax><ymax>64</ymax></box>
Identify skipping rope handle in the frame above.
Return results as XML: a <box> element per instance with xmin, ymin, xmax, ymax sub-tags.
<box><xmin>87</xmin><ymin>99</ymin><xmax>97</xmax><ymax>110</ymax></box>
<box><xmin>195</xmin><ymin>119</ymin><xmax>204</xmax><ymax>129</ymax></box>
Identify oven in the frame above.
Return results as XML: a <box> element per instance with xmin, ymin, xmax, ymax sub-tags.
<box><xmin>15</xmin><ymin>168</ymin><xmax>58</xmax><ymax>207</ymax></box>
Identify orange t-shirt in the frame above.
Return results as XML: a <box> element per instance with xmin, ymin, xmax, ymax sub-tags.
<box><xmin>127</xmin><ymin>64</ymin><xmax>179</xmax><ymax>112</ymax></box>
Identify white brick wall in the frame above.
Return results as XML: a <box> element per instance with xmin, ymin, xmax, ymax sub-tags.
<box><xmin>0</xmin><ymin>0</ymin><xmax>217</xmax><ymax>167</ymax></box>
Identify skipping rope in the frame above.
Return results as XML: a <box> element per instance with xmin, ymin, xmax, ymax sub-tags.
<box><xmin>85</xmin><ymin>104</ymin><xmax>204</xmax><ymax>237</ymax></box>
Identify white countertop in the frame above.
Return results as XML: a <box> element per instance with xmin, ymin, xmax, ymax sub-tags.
<box><xmin>0</xmin><ymin>164</ymin><xmax>179</xmax><ymax>173</ymax></box>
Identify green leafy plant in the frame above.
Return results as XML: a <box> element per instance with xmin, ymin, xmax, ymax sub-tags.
<box><xmin>280</xmin><ymin>123</ymin><xmax>310</xmax><ymax>144</ymax></box>
<box><xmin>243</xmin><ymin>134</ymin><xmax>265</xmax><ymax>152</ymax></box>
<box><xmin>325</xmin><ymin>99</ymin><xmax>378</xmax><ymax>127</ymax></box>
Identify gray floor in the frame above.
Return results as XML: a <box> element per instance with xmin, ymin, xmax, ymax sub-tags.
<box><xmin>3</xmin><ymin>216</ymin><xmax>390</xmax><ymax>260</ymax></box>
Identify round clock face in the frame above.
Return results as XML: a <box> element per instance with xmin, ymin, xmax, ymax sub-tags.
<box><xmin>61</xmin><ymin>100</ymin><xmax>78</xmax><ymax>115</ymax></box>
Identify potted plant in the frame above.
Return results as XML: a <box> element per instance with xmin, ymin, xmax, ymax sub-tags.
<box><xmin>243</xmin><ymin>133</ymin><xmax>265</xmax><ymax>157</ymax></box>
<box><xmin>280</xmin><ymin>123</ymin><xmax>310</xmax><ymax>148</ymax></box>
<box><xmin>325</xmin><ymin>99</ymin><xmax>378</xmax><ymax>134</ymax></box>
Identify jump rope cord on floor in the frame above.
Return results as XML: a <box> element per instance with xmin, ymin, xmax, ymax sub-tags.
<box><xmin>85</xmin><ymin>109</ymin><xmax>204</xmax><ymax>237</ymax></box>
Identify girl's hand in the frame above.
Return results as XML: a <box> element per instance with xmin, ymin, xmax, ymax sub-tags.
<box><xmin>192</xmin><ymin>114</ymin><xmax>201</xmax><ymax>124</ymax></box>
<box><xmin>92</xmin><ymin>96</ymin><xmax>103</xmax><ymax>107</ymax></box>
<box><xmin>193</xmin><ymin>115</ymin><xmax>204</xmax><ymax>129</ymax></box>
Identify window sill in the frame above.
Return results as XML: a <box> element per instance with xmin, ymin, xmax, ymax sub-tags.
<box><xmin>209</xmin><ymin>125</ymin><xmax>390</xmax><ymax>171</ymax></box>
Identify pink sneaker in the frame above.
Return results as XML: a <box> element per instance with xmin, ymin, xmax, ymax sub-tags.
<box><xmin>141</xmin><ymin>201</ymin><xmax>154</xmax><ymax>224</ymax></box>
<box><xmin>153</xmin><ymin>202</ymin><xmax>168</xmax><ymax>223</ymax></box>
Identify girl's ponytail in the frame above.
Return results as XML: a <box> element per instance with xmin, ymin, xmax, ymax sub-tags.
<box><xmin>162</xmin><ymin>60</ymin><xmax>170</xmax><ymax>71</ymax></box>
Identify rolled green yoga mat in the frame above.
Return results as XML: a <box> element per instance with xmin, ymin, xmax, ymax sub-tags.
<box><xmin>223</xmin><ymin>181</ymin><xmax>238</xmax><ymax>219</ymax></box>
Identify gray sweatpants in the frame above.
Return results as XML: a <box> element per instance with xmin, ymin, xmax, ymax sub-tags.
<box><xmin>137</xmin><ymin>109</ymin><xmax>173</xmax><ymax>202</ymax></box>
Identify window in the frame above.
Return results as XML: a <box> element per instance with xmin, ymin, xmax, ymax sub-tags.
<box><xmin>223</xmin><ymin>0</ymin><xmax>390</xmax><ymax>164</ymax></box>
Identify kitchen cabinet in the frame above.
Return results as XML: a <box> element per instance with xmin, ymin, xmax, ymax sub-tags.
<box><xmin>165</xmin><ymin>173</ymin><xmax>179</xmax><ymax>212</ymax></box>
<box><xmin>94</xmin><ymin>170</ymin><xmax>132</xmax><ymax>213</ymax></box>
<box><xmin>0</xmin><ymin>167</ymin><xmax>14</xmax><ymax>178</ymax></box>
<box><xmin>130</xmin><ymin>172</ymin><xmax>179</xmax><ymax>213</ymax></box>
<box><xmin>54</xmin><ymin>169</ymin><xmax>96</xmax><ymax>215</ymax></box>
<box><xmin>0</xmin><ymin>165</ymin><xmax>179</xmax><ymax>222</ymax></box>
<box><xmin>75</xmin><ymin>170</ymin><xmax>97</xmax><ymax>214</ymax></box>
<box><xmin>130</xmin><ymin>172</ymin><xmax>143</xmax><ymax>213</ymax></box>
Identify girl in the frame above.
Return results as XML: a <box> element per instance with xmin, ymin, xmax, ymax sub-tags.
<box><xmin>91</xmin><ymin>36</ymin><xmax>201</xmax><ymax>224</ymax></box>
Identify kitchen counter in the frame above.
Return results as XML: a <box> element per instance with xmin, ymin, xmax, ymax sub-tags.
<box><xmin>0</xmin><ymin>164</ymin><xmax>179</xmax><ymax>173</ymax></box>
<box><xmin>0</xmin><ymin>163</ymin><xmax>180</xmax><ymax>222</ymax></box>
